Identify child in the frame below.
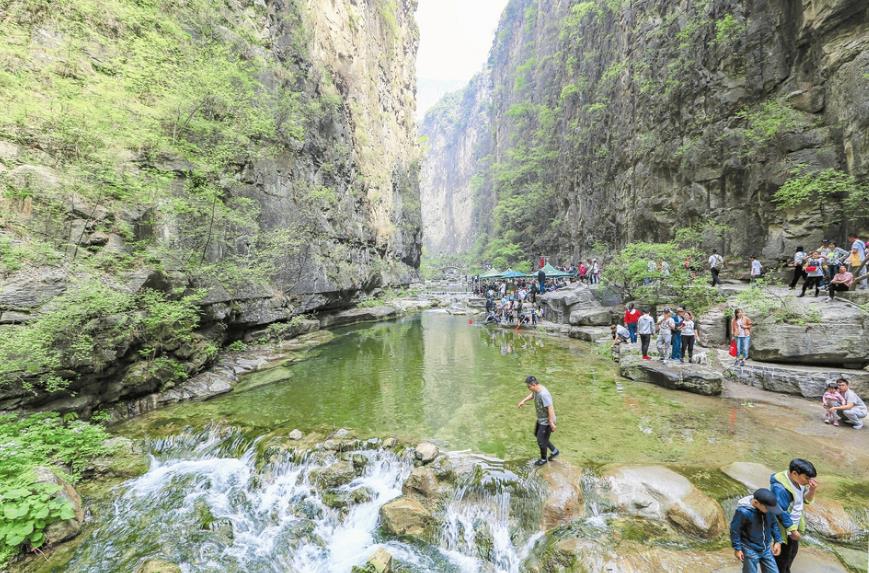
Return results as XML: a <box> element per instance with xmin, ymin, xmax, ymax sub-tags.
<box><xmin>822</xmin><ymin>381</ymin><xmax>843</xmax><ymax>426</ymax></box>
<box><xmin>730</xmin><ymin>488</ymin><xmax>783</xmax><ymax>573</ymax></box>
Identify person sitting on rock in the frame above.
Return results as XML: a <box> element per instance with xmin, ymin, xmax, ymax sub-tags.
<box><xmin>827</xmin><ymin>265</ymin><xmax>853</xmax><ymax>300</ymax></box>
<box><xmin>830</xmin><ymin>378</ymin><xmax>867</xmax><ymax>430</ymax></box>
<box><xmin>730</xmin><ymin>488</ymin><xmax>783</xmax><ymax>573</ymax></box>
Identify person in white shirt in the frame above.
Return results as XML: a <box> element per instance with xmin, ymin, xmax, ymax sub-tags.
<box><xmin>709</xmin><ymin>250</ymin><xmax>724</xmax><ymax>286</ymax></box>
<box><xmin>789</xmin><ymin>246</ymin><xmax>806</xmax><ymax>290</ymax></box>
<box><xmin>679</xmin><ymin>310</ymin><xmax>698</xmax><ymax>363</ymax></box>
<box><xmin>831</xmin><ymin>378</ymin><xmax>867</xmax><ymax>429</ymax></box>
<box><xmin>750</xmin><ymin>255</ymin><xmax>763</xmax><ymax>283</ymax></box>
<box><xmin>656</xmin><ymin>308</ymin><xmax>675</xmax><ymax>361</ymax></box>
<box><xmin>637</xmin><ymin>309</ymin><xmax>655</xmax><ymax>359</ymax></box>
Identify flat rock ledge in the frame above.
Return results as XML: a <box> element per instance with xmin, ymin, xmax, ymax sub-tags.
<box><xmin>723</xmin><ymin>357</ymin><xmax>869</xmax><ymax>399</ymax></box>
<box><xmin>619</xmin><ymin>355</ymin><xmax>723</xmax><ymax>396</ymax></box>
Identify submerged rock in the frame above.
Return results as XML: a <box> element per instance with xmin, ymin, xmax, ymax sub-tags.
<box><xmin>402</xmin><ymin>466</ymin><xmax>441</xmax><ymax>499</ymax></box>
<box><xmin>288</xmin><ymin>429</ymin><xmax>304</xmax><ymax>440</ymax></box>
<box><xmin>602</xmin><ymin>465</ymin><xmax>725</xmax><ymax>538</ymax></box>
<box><xmin>310</xmin><ymin>460</ymin><xmax>356</xmax><ymax>488</ymax></box>
<box><xmin>379</xmin><ymin>496</ymin><xmax>434</xmax><ymax>538</ymax></box>
<box><xmin>619</xmin><ymin>355</ymin><xmax>722</xmax><ymax>395</ymax></box>
<box><xmin>134</xmin><ymin>560</ymin><xmax>182</xmax><ymax>573</ymax></box>
<box><xmin>539</xmin><ymin>461</ymin><xmax>584</xmax><ymax>530</ymax></box>
<box><xmin>86</xmin><ymin>436</ymin><xmax>149</xmax><ymax>478</ymax></box>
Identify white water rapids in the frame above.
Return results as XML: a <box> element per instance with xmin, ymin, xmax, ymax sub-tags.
<box><xmin>64</xmin><ymin>428</ymin><xmax>545</xmax><ymax>573</ymax></box>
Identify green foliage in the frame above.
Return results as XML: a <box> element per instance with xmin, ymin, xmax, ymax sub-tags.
<box><xmin>602</xmin><ymin>240</ymin><xmax>723</xmax><ymax>313</ymax></box>
<box><xmin>0</xmin><ymin>236</ymin><xmax>61</xmax><ymax>275</ymax></box>
<box><xmin>736</xmin><ymin>100</ymin><xmax>803</xmax><ymax>144</ymax></box>
<box><xmin>734</xmin><ymin>283</ymin><xmax>822</xmax><ymax>325</ymax></box>
<box><xmin>0</xmin><ymin>282</ymin><xmax>203</xmax><ymax>392</ymax></box>
<box><xmin>227</xmin><ymin>340</ymin><xmax>248</xmax><ymax>352</ymax></box>
<box><xmin>714</xmin><ymin>14</ymin><xmax>744</xmax><ymax>46</ymax></box>
<box><xmin>773</xmin><ymin>167</ymin><xmax>868</xmax><ymax>211</ymax></box>
<box><xmin>600</xmin><ymin>61</ymin><xmax>625</xmax><ymax>85</ymax></box>
<box><xmin>0</xmin><ymin>412</ymin><xmax>109</xmax><ymax>565</ymax></box>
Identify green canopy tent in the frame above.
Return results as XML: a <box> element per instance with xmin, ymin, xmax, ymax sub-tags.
<box><xmin>480</xmin><ymin>268</ymin><xmax>502</xmax><ymax>279</ymax></box>
<box><xmin>501</xmin><ymin>269</ymin><xmax>527</xmax><ymax>280</ymax></box>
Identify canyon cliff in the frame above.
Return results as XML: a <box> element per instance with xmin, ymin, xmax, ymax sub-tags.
<box><xmin>420</xmin><ymin>0</ymin><xmax>868</xmax><ymax>262</ymax></box>
<box><xmin>0</xmin><ymin>0</ymin><xmax>421</xmax><ymax>412</ymax></box>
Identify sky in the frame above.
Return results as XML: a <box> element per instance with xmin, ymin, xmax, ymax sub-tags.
<box><xmin>415</xmin><ymin>0</ymin><xmax>509</xmax><ymax>121</ymax></box>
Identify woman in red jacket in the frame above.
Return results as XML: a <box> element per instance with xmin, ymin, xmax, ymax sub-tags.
<box><xmin>623</xmin><ymin>303</ymin><xmax>640</xmax><ymax>344</ymax></box>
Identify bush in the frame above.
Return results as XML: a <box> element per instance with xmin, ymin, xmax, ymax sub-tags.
<box><xmin>0</xmin><ymin>413</ymin><xmax>109</xmax><ymax>566</ymax></box>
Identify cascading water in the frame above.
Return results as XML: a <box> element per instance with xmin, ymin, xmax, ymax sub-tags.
<box><xmin>63</xmin><ymin>428</ymin><xmax>547</xmax><ymax>573</ymax></box>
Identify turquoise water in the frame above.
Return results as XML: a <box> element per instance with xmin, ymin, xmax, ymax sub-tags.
<box><xmin>120</xmin><ymin>312</ymin><xmax>869</xmax><ymax>478</ymax></box>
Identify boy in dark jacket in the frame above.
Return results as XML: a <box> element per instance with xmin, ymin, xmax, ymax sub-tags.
<box><xmin>730</xmin><ymin>488</ymin><xmax>783</xmax><ymax>572</ymax></box>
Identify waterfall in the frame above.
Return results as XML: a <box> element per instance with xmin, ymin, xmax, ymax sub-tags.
<box><xmin>64</xmin><ymin>428</ymin><xmax>546</xmax><ymax>573</ymax></box>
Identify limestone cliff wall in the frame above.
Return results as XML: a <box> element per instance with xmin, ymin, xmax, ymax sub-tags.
<box><xmin>420</xmin><ymin>0</ymin><xmax>868</xmax><ymax>261</ymax></box>
<box><xmin>0</xmin><ymin>0</ymin><xmax>421</xmax><ymax>412</ymax></box>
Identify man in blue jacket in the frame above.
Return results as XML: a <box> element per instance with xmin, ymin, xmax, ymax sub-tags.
<box><xmin>730</xmin><ymin>488</ymin><xmax>783</xmax><ymax>572</ymax></box>
<box><xmin>770</xmin><ymin>459</ymin><xmax>818</xmax><ymax>573</ymax></box>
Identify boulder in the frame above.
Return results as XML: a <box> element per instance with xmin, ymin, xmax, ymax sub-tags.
<box><xmin>135</xmin><ymin>560</ymin><xmax>182</xmax><ymax>573</ymax></box>
<box><xmin>32</xmin><ymin>467</ymin><xmax>84</xmax><ymax>545</ymax></box>
<box><xmin>540</xmin><ymin>286</ymin><xmax>596</xmax><ymax>323</ymax></box>
<box><xmin>603</xmin><ymin>465</ymin><xmax>726</xmax><ymax>537</ymax></box>
<box><xmin>568</xmin><ymin>307</ymin><xmax>612</xmax><ymax>326</ymax></box>
<box><xmin>367</xmin><ymin>548</ymin><xmax>393</xmax><ymax>573</ymax></box>
<box><xmin>158</xmin><ymin>369</ymin><xmax>235</xmax><ymax>404</ymax></box>
<box><xmin>619</xmin><ymin>355</ymin><xmax>723</xmax><ymax>395</ymax></box>
<box><xmin>750</xmin><ymin>304</ymin><xmax>869</xmax><ymax>368</ymax></box>
<box><xmin>720</xmin><ymin>461</ymin><xmax>770</xmax><ymax>491</ymax></box>
<box><xmin>539</xmin><ymin>461</ymin><xmax>584</xmax><ymax>529</ymax></box>
<box><xmin>86</xmin><ymin>436</ymin><xmax>149</xmax><ymax>478</ymax></box>
<box><xmin>288</xmin><ymin>429</ymin><xmax>304</xmax><ymax>440</ymax></box>
<box><xmin>311</xmin><ymin>460</ymin><xmax>356</xmax><ymax>488</ymax></box>
<box><xmin>414</xmin><ymin>442</ymin><xmax>439</xmax><ymax>464</ymax></box>
<box><xmin>402</xmin><ymin>466</ymin><xmax>441</xmax><ymax>499</ymax></box>
<box><xmin>567</xmin><ymin>325</ymin><xmax>612</xmax><ymax>342</ymax></box>
<box><xmin>696</xmin><ymin>304</ymin><xmax>728</xmax><ymax>349</ymax></box>
<box><xmin>0</xmin><ymin>268</ymin><xmax>68</xmax><ymax>310</ymax></box>
<box><xmin>726</xmin><ymin>361</ymin><xmax>869</xmax><ymax>398</ymax></box>
<box><xmin>379</xmin><ymin>496</ymin><xmax>434</xmax><ymax>538</ymax></box>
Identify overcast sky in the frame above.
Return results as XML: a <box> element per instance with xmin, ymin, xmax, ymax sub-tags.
<box><xmin>415</xmin><ymin>0</ymin><xmax>508</xmax><ymax>121</ymax></box>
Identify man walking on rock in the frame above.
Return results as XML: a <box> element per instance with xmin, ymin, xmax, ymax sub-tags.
<box><xmin>709</xmin><ymin>249</ymin><xmax>724</xmax><ymax>286</ymax></box>
<box><xmin>637</xmin><ymin>308</ymin><xmax>654</xmax><ymax>360</ymax></box>
<box><xmin>517</xmin><ymin>375</ymin><xmax>558</xmax><ymax>466</ymax></box>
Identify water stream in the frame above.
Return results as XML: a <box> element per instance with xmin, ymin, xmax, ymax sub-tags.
<box><xmin>41</xmin><ymin>312</ymin><xmax>869</xmax><ymax>572</ymax></box>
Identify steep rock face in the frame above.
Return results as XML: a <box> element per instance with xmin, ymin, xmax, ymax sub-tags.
<box><xmin>419</xmin><ymin>71</ymin><xmax>493</xmax><ymax>255</ymax></box>
<box><xmin>0</xmin><ymin>0</ymin><xmax>420</xmax><ymax>412</ymax></box>
<box><xmin>419</xmin><ymin>0</ymin><xmax>868</xmax><ymax>260</ymax></box>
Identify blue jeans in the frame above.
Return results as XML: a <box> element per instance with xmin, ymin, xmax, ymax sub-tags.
<box><xmin>742</xmin><ymin>546</ymin><xmax>779</xmax><ymax>573</ymax></box>
<box><xmin>737</xmin><ymin>336</ymin><xmax>750</xmax><ymax>360</ymax></box>
<box><xmin>671</xmin><ymin>332</ymin><xmax>682</xmax><ymax>360</ymax></box>
<box><xmin>627</xmin><ymin>323</ymin><xmax>637</xmax><ymax>343</ymax></box>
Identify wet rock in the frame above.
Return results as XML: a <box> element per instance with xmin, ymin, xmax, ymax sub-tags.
<box><xmin>567</xmin><ymin>325</ymin><xmax>611</xmax><ymax>342</ymax></box>
<box><xmin>539</xmin><ymin>461</ymin><xmax>584</xmax><ymax>530</ymax></box>
<box><xmin>85</xmin><ymin>436</ymin><xmax>149</xmax><ymax>478</ymax></box>
<box><xmin>332</xmin><ymin>428</ymin><xmax>354</xmax><ymax>439</ymax></box>
<box><xmin>135</xmin><ymin>560</ymin><xmax>182</xmax><ymax>573</ymax></box>
<box><xmin>382</xmin><ymin>437</ymin><xmax>398</xmax><ymax>449</ymax></box>
<box><xmin>368</xmin><ymin>547</ymin><xmax>393</xmax><ymax>573</ymax></box>
<box><xmin>350</xmin><ymin>453</ymin><xmax>368</xmax><ymax>471</ymax></box>
<box><xmin>720</xmin><ymin>461</ymin><xmax>770</xmax><ymax>491</ymax></box>
<box><xmin>33</xmin><ymin>466</ymin><xmax>84</xmax><ymax>545</ymax></box>
<box><xmin>603</xmin><ymin>465</ymin><xmax>726</xmax><ymax>537</ymax></box>
<box><xmin>402</xmin><ymin>466</ymin><xmax>440</xmax><ymax>499</ymax></box>
<box><xmin>414</xmin><ymin>442</ymin><xmax>439</xmax><ymax>464</ymax></box>
<box><xmin>350</xmin><ymin>487</ymin><xmax>376</xmax><ymax>504</ymax></box>
<box><xmin>619</xmin><ymin>355</ymin><xmax>722</xmax><ymax>395</ymax></box>
<box><xmin>568</xmin><ymin>307</ymin><xmax>612</xmax><ymax>327</ymax></box>
<box><xmin>288</xmin><ymin>429</ymin><xmax>304</xmax><ymax>440</ymax></box>
<box><xmin>311</xmin><ymin>460</ymin><xmax>356</xmax><ymax>488</ymax></box>
<box><xmin>379</xmin><ymin>496</ymin><xmax>434</xmax><ymax>538</ymax></box>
